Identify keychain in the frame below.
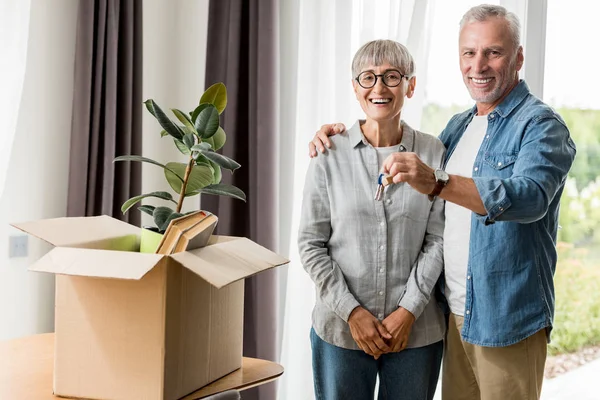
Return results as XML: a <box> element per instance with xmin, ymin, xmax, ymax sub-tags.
<box><xmin>374</xmin><ymin>173</ymin><xmax>394</xmax><ymax>201</ymax></box>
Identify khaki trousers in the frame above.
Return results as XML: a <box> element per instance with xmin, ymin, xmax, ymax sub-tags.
<box><xmin>442</xmin><ymin>313</ymin><xmax>547</xmax><ymax>400</ymax></box>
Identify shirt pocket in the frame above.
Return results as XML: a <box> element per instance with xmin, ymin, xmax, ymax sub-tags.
<box><xmin>399</xmin><ymin>185</ymin><xmax>431</xmax><ymax>222</ymax></box>
<box><xmin>482</xmin><ymin>152</ymin><xmax>518</xmax><ymax>178</ymax></box>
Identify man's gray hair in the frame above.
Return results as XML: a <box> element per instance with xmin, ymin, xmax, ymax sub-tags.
<box><xmin>460</xmin><ymin>4</ymin><xmax>521</xmax><ymax>50</ymax></box>
<box><xmin>351</xmin><ymin>39</ymin><xmax>415</xmax><ymax>79</ymax></box>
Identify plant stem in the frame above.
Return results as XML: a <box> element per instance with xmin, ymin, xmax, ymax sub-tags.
<box><xmin>176</xmin><ymin>157</ymin><xmax>194</xmax><ymax>213</ymax></box>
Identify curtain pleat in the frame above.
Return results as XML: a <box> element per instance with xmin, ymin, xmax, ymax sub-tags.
<box><xmin>204</xmin><ymin>1</ymin><xmax>280</xmax><ymax>399</ymax></box>
<box><xmin>67</xmin><ymin>0</ymin><xmax>142</xmax><ymax>224</ymax></box>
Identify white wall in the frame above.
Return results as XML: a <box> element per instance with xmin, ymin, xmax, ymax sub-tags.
<box><xmin>0</xmin><ymin>0</ymin><xmax>78</xmax><ymax>340</ymax></box>
<box><xmin>142</xmin><ymin>0</ymin><xmax>210</xmax><ymax>221</ymax></box>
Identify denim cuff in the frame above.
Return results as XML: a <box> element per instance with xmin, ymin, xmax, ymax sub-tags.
<box><xmin>473</xmin><ymin>177</ymin><xmax>513</xmax><ymax>224</ymax></box>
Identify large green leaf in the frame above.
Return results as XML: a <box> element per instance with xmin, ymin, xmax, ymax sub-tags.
<box><xmin>114</xmin><ymin>155</ymin><xmax>183</xmax><ymax>182</ymax></box>
<box><xmin>204</xmin><ymin>127</ymin><xmax>226</xmax><ymax>151</ymax></box>
<box><xmin>209</xmin><ymin>160</ymin><xmax>222</xmax><ymax>184</ymax></box>
<box><xmin>138</xmin><ymin>205</ymin><xmax>156</xmax><ymax>217</ymax></box>
<box><xmin>174</xmin><ymin>139</ymin><xmax>191</xmax><ymax>155</ymax></box>
<box><xmin>197</xmin><ymin>183</ymin><xmax>246</xmax><ymax>202</ymax></box>
<box><xmin>198</xmin><ymin>151</ymin><xmax>240</xmax><ymax>172</ymax></box>
<box><xmin>164</xmin><ymin>162</ymin><xmax>214</xmax><ymax>195</ymax></box>
<box><xmin>144</xmin><ymin>99</ymin><xmax>184</xmax><ymax>140</ymax></box>
<box><xmin>194</xmin><ymin>104</ymin><xmax>220</xmax><ymax>139</ymax></box>
<box><xmin>191</xmin><ymin>142</ymin><xmax>212</xmax><ymax>152</ymax></box>
<box><xmin>191</xmin><ymin>103</ymin><xmax>211</xmax><ymax>124</ymax></box>
<box><xmin>200</xmin><ymin>82</ymin><xmax>227</xmax><ymax>114</ymax></box>
<box><xmin>153</xmin><ymin>206</ymin><xmax>182</xmax><ymax>232</ymax></box>
<box><xmin>193</xmin><ymin>153</ymin><xmax>213</xmax><ymax>169</ymax></box>
<box><xmin>171</xmin><ymin>108</ymin><xmax>195</xmax><ymax>131</ymax></box>
<box><xmin>121</xmin><ymin>191</ymin><xmax>176</xmax><ymax>214</ymax></box>
<box><xmin>183</xmin><ymin>133</ymin><xmax>196</xmax><ymax>149</ymax></box>
<box><xmin>191</xmin><ymin>155</ymin><xmax>215</xmax><ymax>189</ymax></box>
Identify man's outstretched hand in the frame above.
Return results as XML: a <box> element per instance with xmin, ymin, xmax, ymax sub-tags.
<box><xmin>308</xmin><ymin>123</ymin><xmax>346</xmax><ymax>157</ymax></box>
<box><xmin>382</xmin><ymin>152</ymin><xmax>437</xmax><ymax>195</ymax></box>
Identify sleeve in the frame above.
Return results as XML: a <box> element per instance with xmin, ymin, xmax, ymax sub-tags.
<box><xmin>473</xmin><ymin>115</ymin><xmax>577</xmax><ymax>225</ymax></box>
<box><xmin>398</xmin><ymin>145</ymin><xmax>445</xmax><ymax>319</ymax></box>
<box><xmin>297</xmin><ymin>156</ymin><xmax>360</xmax><ymax>322</ymax></box>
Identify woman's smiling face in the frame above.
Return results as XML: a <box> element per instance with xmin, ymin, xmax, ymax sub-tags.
<box><xmin>353</xmin><ymin>63</ymin><xmax>415</xmax><ymax>123</ymax></box>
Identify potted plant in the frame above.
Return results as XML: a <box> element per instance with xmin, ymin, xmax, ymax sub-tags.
<box><xmin>114</xmin><ymin>83</ymin><xmax>245</xmax><ymax>252</ymax></box>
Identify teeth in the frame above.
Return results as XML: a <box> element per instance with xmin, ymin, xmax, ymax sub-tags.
<box><xmin>472</xmin><ymin>78</ymin><xmax>492</xmax><ymax>84</ymax></box>
<box><xmin>371</xmin><ymin>99</ymin><xmax>391</xmax><ymax>104</ymax></box>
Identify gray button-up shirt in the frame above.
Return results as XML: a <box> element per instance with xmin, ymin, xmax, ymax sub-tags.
<box><xmin>298</xmin><ymin>120</ymin><xmax>446</xmax><ymax>350</ymax></box>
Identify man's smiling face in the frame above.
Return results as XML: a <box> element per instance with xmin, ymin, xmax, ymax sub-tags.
<box><xmin>459</xmin><ymin>17</ymin><xmax>523</xmax><ymax>111</ymax></box>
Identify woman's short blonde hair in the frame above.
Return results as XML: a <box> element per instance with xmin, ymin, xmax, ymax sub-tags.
<box><xmin>351</xmin><ymin>39</ymin><xmax>415</xmax><ymax>78</ymax></box>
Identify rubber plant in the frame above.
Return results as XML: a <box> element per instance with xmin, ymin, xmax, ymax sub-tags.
<box><xmin>114</xmin><ymin>82</ymin><xmax>245</xmax><ymax>233</ymax></box>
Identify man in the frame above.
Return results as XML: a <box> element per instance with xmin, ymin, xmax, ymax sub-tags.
<box><xmin>308</xmin><ymin>5</ymin><xmax>576</xmax><ymax>400</ymax></box>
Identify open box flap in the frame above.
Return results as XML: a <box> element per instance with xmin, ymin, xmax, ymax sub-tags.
<box><xmin>170</xmin><ymin>236</ymin><xmax>289</xmax><ymax>288</ymax></box>
<box><xmin>29</xmin><ymin>247</ymin><xmax>165</xmax><ymax>280</ymax></box>
<box><xmin>11</xmin><ymin>216</ymin><xmax>141</xmax><ymax>249</ymax></box>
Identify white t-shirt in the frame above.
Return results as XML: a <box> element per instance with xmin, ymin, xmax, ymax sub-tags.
<box><xmin>443</xmin><ymin>115</ymin><xmax>488</xmax><ymax>316</ymax></box>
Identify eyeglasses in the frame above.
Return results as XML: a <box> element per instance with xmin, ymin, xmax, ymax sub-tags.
<box><xmin>355</xmin><ymin>70</ymin><xmax>408</xmax><ymax>89</ymax></box>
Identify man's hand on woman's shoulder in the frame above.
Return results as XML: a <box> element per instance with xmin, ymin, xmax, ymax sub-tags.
<box><xmin>308</xmin><ymin>123</ymin><xmax>346</xmax><ymax>157</ymax></box>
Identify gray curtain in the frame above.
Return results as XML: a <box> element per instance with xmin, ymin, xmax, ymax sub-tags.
<box><xmin>67</xmin><ymin>0</ymin><xmax>143</xmax><ymax>224</ymax></box>
<box><xmin>204</xmin><ymin>1</ymin><xmax>280</xmax><ymax>399</ymax></box>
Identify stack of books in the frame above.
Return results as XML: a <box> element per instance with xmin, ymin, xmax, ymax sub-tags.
<box><xmin>155</xmin><ymin>210</ymin><xmax>218</xmax><ymax>255</ymax></box>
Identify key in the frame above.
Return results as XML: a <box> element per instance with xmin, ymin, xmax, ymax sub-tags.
<box><xmin>374</xmin><ymin>183</ymin><xmax>384</xmax><ymax>201</ymax></box>
<box><xmin>374</xmin><ymin>174</ymin><xmax>393</xmax><ymax>201</ymax></box>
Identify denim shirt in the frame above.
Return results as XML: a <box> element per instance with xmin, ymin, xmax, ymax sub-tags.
<box><xmin>439</xmin><ymin>80</ymin><xmax>576</xmax><ymax>347</ymax></box>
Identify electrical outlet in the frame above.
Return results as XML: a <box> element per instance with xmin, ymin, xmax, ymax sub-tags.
<box><xmin>9</xmin><ymin>235</ymin><xmax>28</xmax><ymax>258</ymax></box>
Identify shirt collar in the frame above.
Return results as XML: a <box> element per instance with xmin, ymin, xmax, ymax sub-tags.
<box><xmin>348</xmin><ymin>119</ymin><xmax>415</xmax><ymax>151</ymax></box>
<box><xmin>467</xmin><ymin>79</ymin><xmax>531</xmax><ymax>118</ymax></box>
<box><xmin>494</xmin><ymin>80</ymin><xmax>530</xmax><ymax>118</ymax></box>
<box><xmin>399</xmin><ymin>120</ymin><xmax>415</xmax><ymax>152</ymax></box>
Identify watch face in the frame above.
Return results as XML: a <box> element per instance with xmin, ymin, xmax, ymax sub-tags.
<box><xmin>434</xmin><ymin>169</ymin><xmax>449</xmax><ymax>183</ymax></box>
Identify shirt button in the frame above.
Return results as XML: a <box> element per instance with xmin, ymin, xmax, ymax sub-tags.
<box><xmin>379</xmin><ymin>245</ymin><xmax>384</xmax><ymax>250</ymax></box>
<box><xmin>497</xmin><ymin>162</ymin><xmax>502</xmax><ymax>166</ymax></box>
<box><xmin>490</xmin><ymin>114</ymin><xmax>495</xmax><ymax>119</ymax></box>
<box><xmin>466</xmin><ymin>310</ymin><xmax>470</xmax><ymax>315</ymax></box>
<box><xmin>474</xmin><ymin>167</ymin><xmax>478</xmax><ymax>172</ymax></box>
<box><xmin>379</xmin><ymin>291</ymin><xmax>384</xmax><ymax>296</ymax></box>
<box><xmin>378</xmin><ymin>313</ymin><xmax>384</xmax><ymax>319</ymax></box>
<box><xmin>385</xmin><ymin>199</ymin><xmax>392</xmax><ymax>204</ymax></box>
<box><xmin>380</xmin><ymin>221</ymin><xmax>385</xmax><ymax>227</ymax></box>
<box><xmin>467</xmin><ymin>275</ymin><xmax>471</xmax><ymax>280</ymax></box>
<box><xmin>486</xmin><ymin>135</ymin><xmax>490</xmax><ymax>139</ymax></box>
<box><xmin>499</xmin><ymin>207</ymin><xmax>504</xmax><ymax>211</ymax></box>
<box><xmin>379</xmin><ymin>268</ymin><xmax>384</xmax><ymax>273</ymax></box>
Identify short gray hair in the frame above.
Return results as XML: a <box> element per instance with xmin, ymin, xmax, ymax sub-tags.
<box><xmin>351</xmin><ymin>40</ymin><xmax>415</xmax><ymax>79</ymax></box>
<box><xmin>460</xmin><ymin>4</ymin><xmax>521</xmax><ymax>50</ymax></box>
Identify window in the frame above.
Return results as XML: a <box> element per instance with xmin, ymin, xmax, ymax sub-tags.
<box><xmin>420</xmin><ymin>0</ymin><xmax>500</xmax><ymax>135</ymax></box>
<box><xmin>543</xmin><ymin>0</ymin><xmax>600</xmax><ymax>378</ymax></box>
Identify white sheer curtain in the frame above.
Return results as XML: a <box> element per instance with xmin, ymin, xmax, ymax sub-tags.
<box><xmin>0</xmin><ymin>0</ymin><xmax>31</xmax><ymax>199</ymax></box>
<box><xmin>278</xmin><ymin>1</ymin><xmax>435</xmax><ymax>398</ymax></box>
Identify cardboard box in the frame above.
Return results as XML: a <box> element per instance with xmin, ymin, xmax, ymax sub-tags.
<box><xmin>12</xmin><ymin>215</ymin><xmax>288</xmax><ymax>400</ymax></box>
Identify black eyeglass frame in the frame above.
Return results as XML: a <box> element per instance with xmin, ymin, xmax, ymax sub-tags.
<box><xmin>354</xmin><ymin>69</ymin><xmax>410</xmax><ymax>89</ymax></box>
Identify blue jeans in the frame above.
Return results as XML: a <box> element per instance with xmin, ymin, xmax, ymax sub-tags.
<box><xmin>310</xmin><ymin>328</ymin><xmax>442</xmax><ymax>400</ymax></box>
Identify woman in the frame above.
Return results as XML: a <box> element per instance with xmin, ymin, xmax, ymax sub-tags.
<box><xmin>298</xmin><ymin>40</ymin><xmax>445</xmax><ymax>400</ymax></box>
